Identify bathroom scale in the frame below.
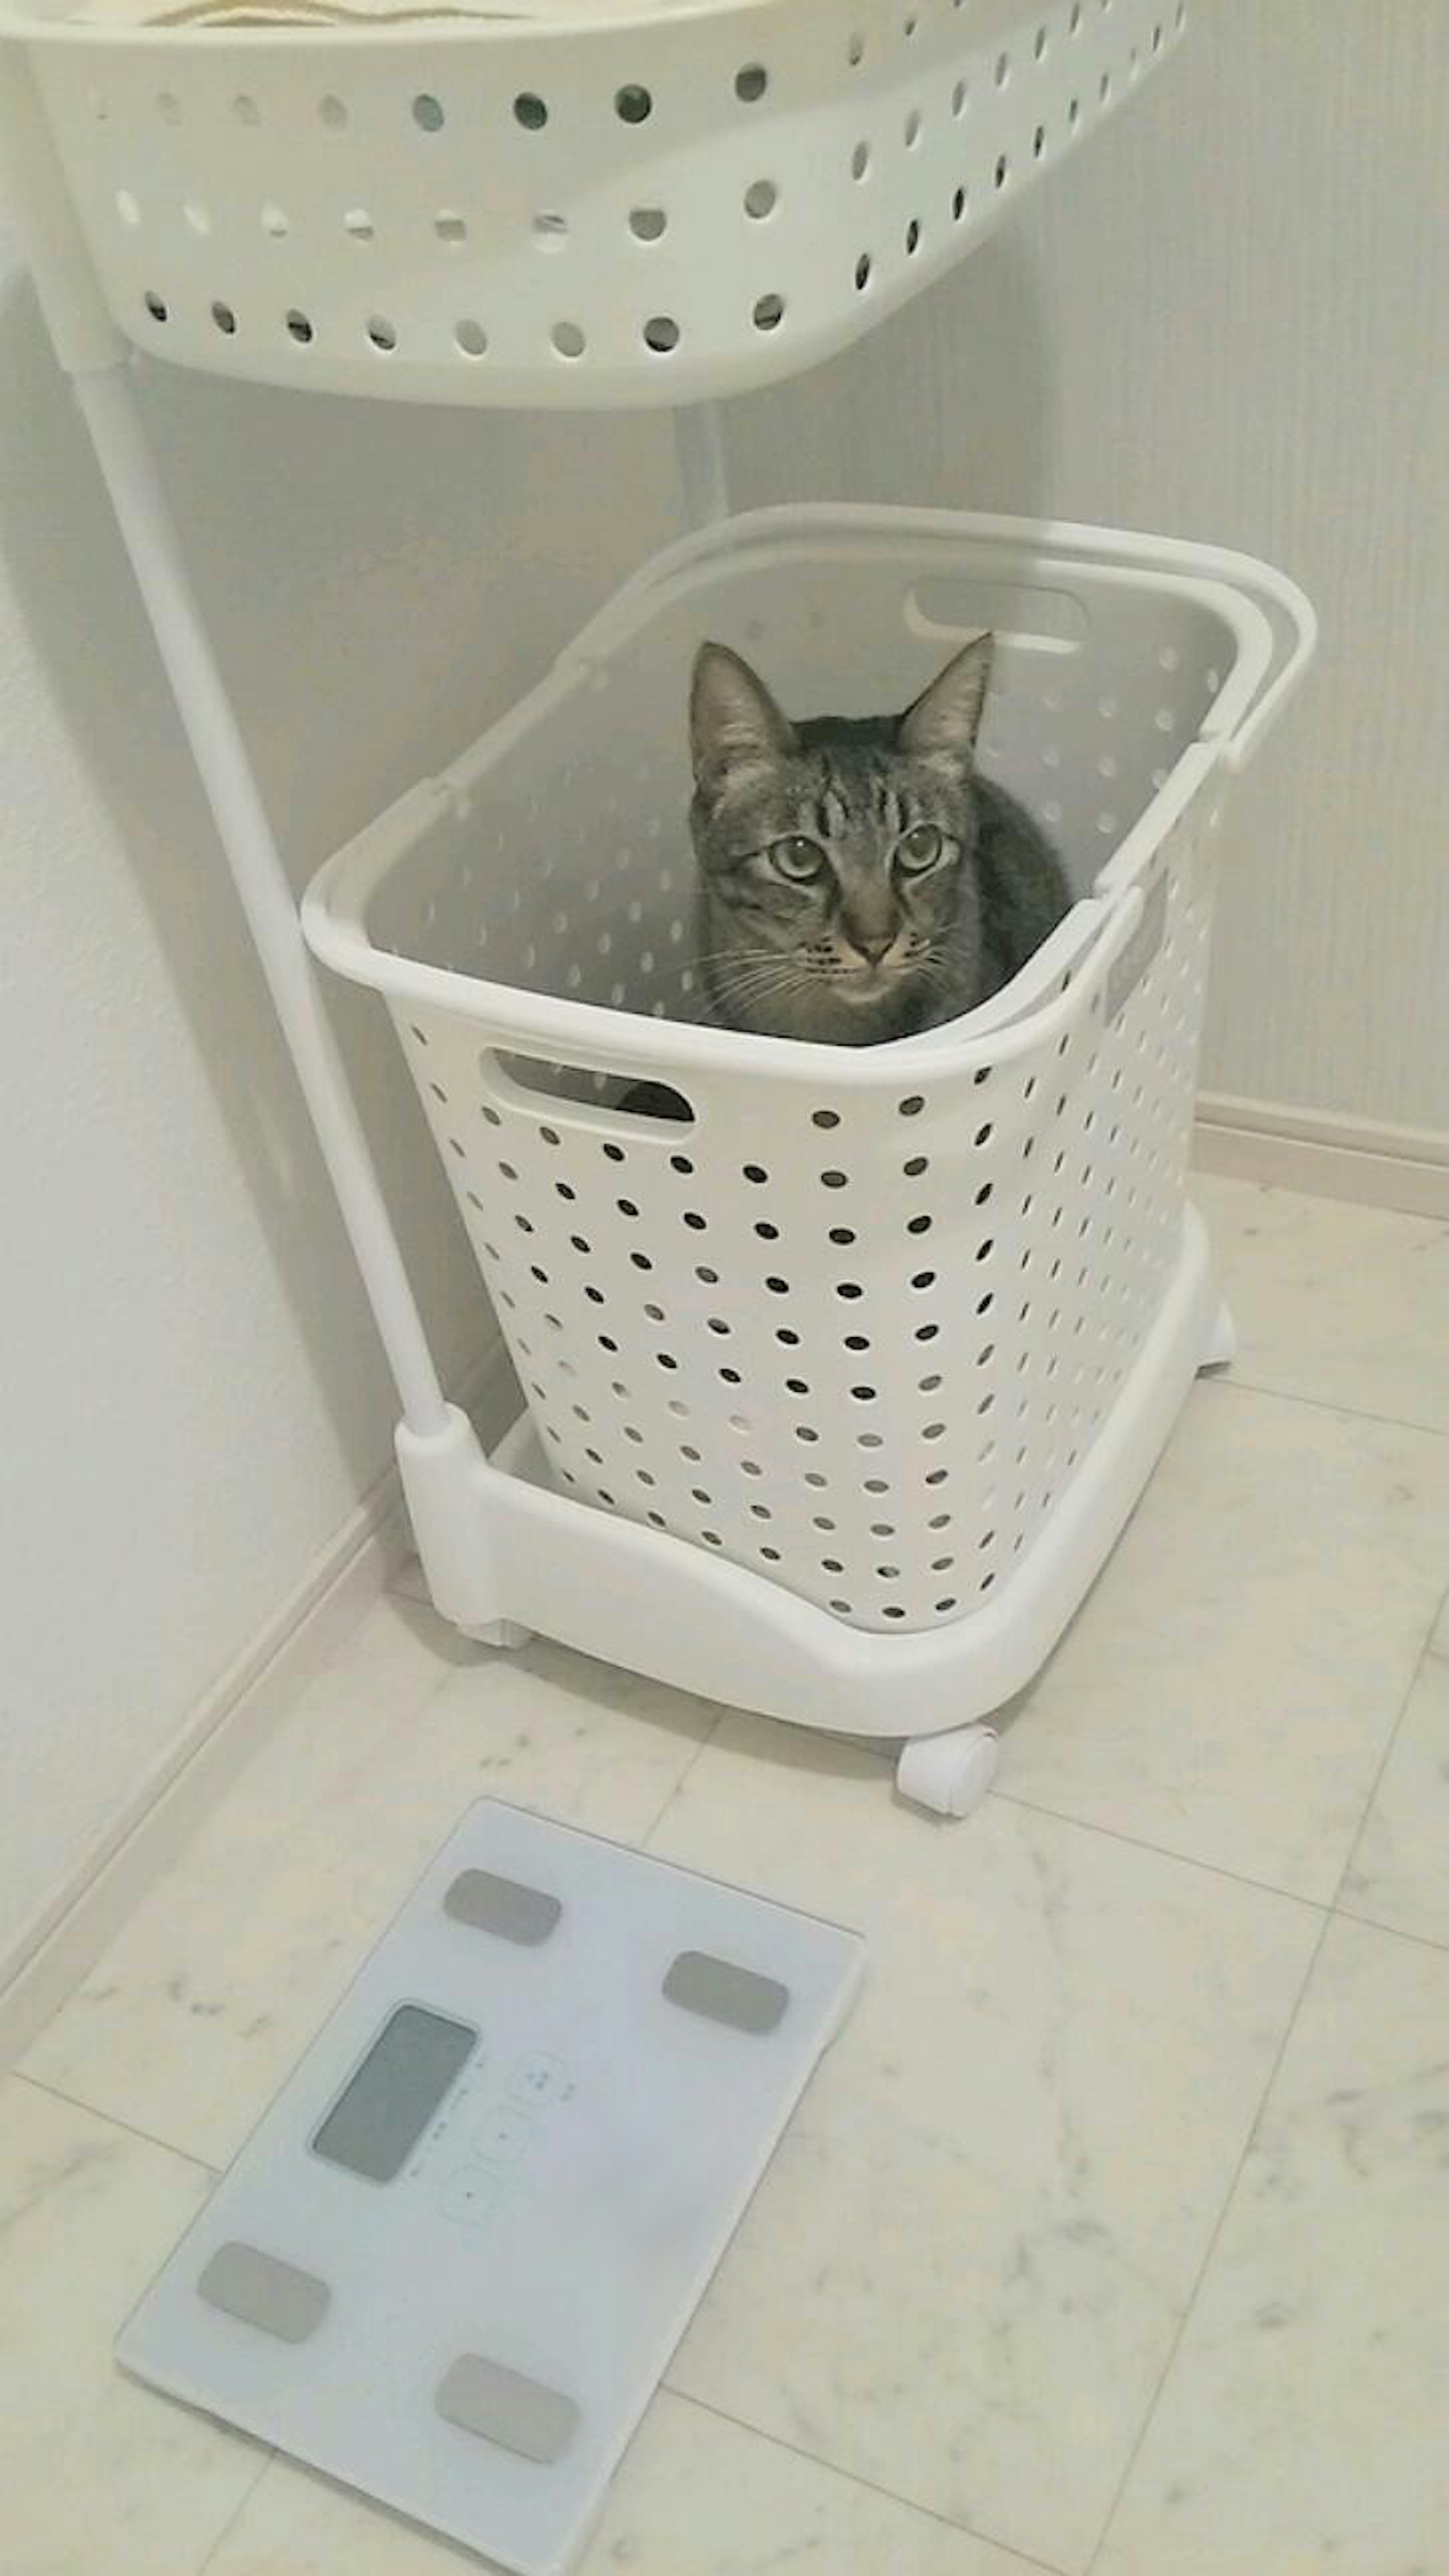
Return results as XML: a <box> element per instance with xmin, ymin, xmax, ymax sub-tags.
<box><xmin>117</xmin><ymin>1798</ymin><xmax>865</xmax><ymax>2573</ymax></box>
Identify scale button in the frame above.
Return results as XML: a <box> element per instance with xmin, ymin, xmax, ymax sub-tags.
<box><xmin>198</xmin><ymin>2242</ymin><xmax>330</xmax><ymax>2344</ymax></box>
<box><xmin>437</xmin><ymin>2164</ymin><xmax>512</xmax><ymax>2227</ymax></box>
<box><xmin>663</xmin><ymin>1951</ymin><xmax>791</xmax><ymax>2036</ymax></box>
<box><xmin>510</xmin><ymin>2051</ymin><xmax>570</xmax><ymax>2107</ymax></box>
<box><xmin>476</xmin><ymin>2104</ymin><xmax>536</xmax><ymax>2163</ymax></box>
<box><xmin>436</xmin><ymin>2352</ymin><xmax>580</xmax><ymax>2465</ymax></box>
<box><xmin>445</xmin><ymin>1870</ymin><xmax>562</xmax><ymax>1947</ymax></box>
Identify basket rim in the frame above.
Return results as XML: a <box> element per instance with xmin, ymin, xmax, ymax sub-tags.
<box><xmin>0</xmin><ymin>0</ymin><xmax>828</xmax><ymax>53</ymax></box>
<box><xmin>302</xmin><ymin>501</ymin><xmax>1283</xmax><ymax>1084</ymax></box>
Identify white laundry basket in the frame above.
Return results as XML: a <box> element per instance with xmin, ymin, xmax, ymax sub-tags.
<box><xmin>4</xmin><ymin>0</ymin><xmax>1185</xmax><ymax>406</ymax></box>
<box><xmin>306</xmin><ymin>505</ymin><xmax>1312</xmax><ymax>1778</ymax></box>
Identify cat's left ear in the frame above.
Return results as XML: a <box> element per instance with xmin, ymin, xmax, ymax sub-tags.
<box><xmin>899</xmin><ymin>633</ymin><xmax>994</xmax><ymax>770</ymax></box>
<box><xmin>691</xmin><ymin>641</ymin><xmax>796</xmax><ymax>784</ymax></box>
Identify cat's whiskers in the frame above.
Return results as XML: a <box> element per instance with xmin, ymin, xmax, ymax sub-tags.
<box><xmin>708</xmin><ymin>957</ymin><xmax>822</xmax><ymax>1010</ymax></box>
<box><xmin>665</xmin><ymin>937</ymin><xmax>788</xmax><ymax>959</ymax></box>
<box><xmin>705</xmin><ymin>956</ymin><xmax>800</xmax><ymax>989</ymax></box>
<box><xmin>664</xmin><ymin>943</ymin><xmax>791</xmax><ymax>992</ymax></box>
<box><xmin>708</xmin><ymin>969</ymin><xmax>817</xmax><ymax>1011</ymax></box>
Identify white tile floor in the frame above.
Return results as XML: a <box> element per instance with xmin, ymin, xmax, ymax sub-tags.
<box><xmin>7</xmin><ymin>1175</ymin><xmax>1449</xmax><ymax>2576</ymax></box>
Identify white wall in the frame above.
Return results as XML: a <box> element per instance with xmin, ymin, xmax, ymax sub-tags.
<box><xmin>0</xmin><ymin>211</ymin><xmax>678</xmax><ymax>1968</ymax></box>
<box><xmin>732</xmin><ymin>0</ymin><xmax>1449</xmax><ymax>1135</ymax></box>
<box><xmin>3</xmin><ymin>0</ymin><xmax>1443</xmax><ymax>1967</ymax></box>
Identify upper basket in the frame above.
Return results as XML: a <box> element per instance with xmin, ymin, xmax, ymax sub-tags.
<box><xmin>0</xmin><ymin>0</ymin><xmax>1186</xmax><ymax>406</ymax></box>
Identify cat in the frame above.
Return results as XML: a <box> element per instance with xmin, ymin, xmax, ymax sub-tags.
<box><xmin>686</xmin><ymin>634</ymin><xmax>1072</xmax><ymax>1046</ymax></box>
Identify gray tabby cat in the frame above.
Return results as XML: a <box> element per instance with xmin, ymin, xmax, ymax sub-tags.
<box><xmin>689</xmin><ymin>635</ymin><xmax>1071</xmax><ymax>1044</ymax></box>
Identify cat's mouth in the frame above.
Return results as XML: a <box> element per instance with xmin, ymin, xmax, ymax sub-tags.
<box><xmin>835</xmin><ymin>970</ymin><xmax>898</xmax><ymax>1004</ymax></box>
<box><xmin>831</xmin><ymin>949</ymin><xmax>916</xmax><ymax>1002</ymax></box>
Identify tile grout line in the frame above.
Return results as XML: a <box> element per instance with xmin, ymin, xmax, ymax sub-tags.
<box><xmin>23</xmin><ymin>1366</ymin><xmax>1443</xmax><ymax>2571</ymax></box>
<box><xmin>12</xmin><ymin>2078</ymin><xmax>272</xmax><ymax>2570</ymax></box>
<box><xmin>12</xmin><ymin>2067</ymin><xmax>221</xmax><ymax>2175</ymax></box>
<box><xmin>1205</xmin><ymin>1369</ymin><xmax>1449</xmax><ymax>1446</ymax></box>
<box><xmin>990</xmin><ymin>1563</ymin><xmax>1449</xmax><ymax>1924</ymax></box>
<box><xmin>1331</xmin><ymin>1901</ymin><xmax>1449</xmax><ymax>1958</ymax></box>
<box><xmin>662</xmin><ymin>2387</ymin><xmax>1070</xmax><ymax>2576</ymax></box>
<box><xmin>1080</xmin><ymin>1578</ymin><xmax>1449</xmax><ymax>2573</ymax></box>
<box><xmin>988</xmin><ymin>1785</ymin><xmax>1334</xmax><ymax>1915</ymax></box>
<box><xmin>1082</xmin><ymin>1895</ymin><xmax>1336</xmax><ymax>2574</ymax></box>
<box><xmin>639</xmin><ymin>1708</ymin><xmax>726</xmax><ymax>1851</ymax></box>
<box><xmin>11</xmin><ymin>1629</ymin><xmax>477</xmax><ymax>2120</ymax></box>
<box><xmin>1328</xmin><ymin>1572</ymin><xmax>1449</xmax><ymax>1920</ymax></box>
<box><xmin>195</xmin><ymin>2448</ymin><xmax>277</xmax><ymax>2573</ymax></box>
<box><xmin>645</xmin><ymin>1723</ymin><xmax>1072</xmax><ymax>2565</ymax></box>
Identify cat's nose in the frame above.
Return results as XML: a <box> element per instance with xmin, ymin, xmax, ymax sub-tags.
<box><xmin>851</xmin><ymin>930</ymin><xmax>897</xmax><ymax>966</ymax></box>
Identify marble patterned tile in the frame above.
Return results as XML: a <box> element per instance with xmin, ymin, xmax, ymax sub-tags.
<box><xmin>23</xmin><ymin>1594</ymin><xmax>715</xmax><ymax>2168</ymax></box>
<box><xmin>1339</xmin><ymin>1596</ymin><xmax>1449</xmax><ymax>1946</ymax></box>
<box><xmin>1195</xmin><ymin>1174</ymin><xmax>1449</xmax><ymax>1432</ymax></box>
<box><xmin>1000</xmin><ymin>1383</ymin><xmax>1449</xmax><ymax>1899</ymax></box>
<box><xmin>208</xmin><ymin>2391</ymin><xmax>1026</xmax><ymax>2576</ymax></box>
<box><xmin>1096</xmin><ymin>1915</ymin><xmax>1449</xmax><ymax>2575</ymax></box>
<box><xmin>0</xmin><ymin>2077</ymin><xmax>266</xmax><ymax>2576</ymax></box>
<box><xmin>646</xmin><ymin>1717</ymin><xmax>1318</xmax><ymax>2574</ymax></box>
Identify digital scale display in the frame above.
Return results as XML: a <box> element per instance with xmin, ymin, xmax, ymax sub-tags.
<box><xmin>118</xmin><ymin>1800</ymin><xmax>864</xmax><ymax>2576</ymax></box>
<box><xmin>312</xmin><ymin>2005</ymin><xmax>477</xmax><ymax>2185</ymax></box>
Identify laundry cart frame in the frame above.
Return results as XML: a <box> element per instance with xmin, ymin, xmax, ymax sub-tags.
<box><xmin>0</xmin><ymin>0</ymin><xmax>1315</xmax><ymax>1815</ymax></box>
<box><xmin>304</xmin><ymin>500</ymin><xmax>1313</xmax><ymax>1816</ymax></box>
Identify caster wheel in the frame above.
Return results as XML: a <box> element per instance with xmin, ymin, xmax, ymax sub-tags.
<box><xmin>464</xmin><ymin>1619</ymin><xmax>534</xmax><ymax>1651</ymax></box>
<box><xmin>896</xmin><ymin>1726</ymin><xmax>999</xmax><ymax>1820</ymax></box>
<box><xmin>1198</xmin><ymin>1296</ymin><xmax>1238</xmax><ymax>1372</ymax></box>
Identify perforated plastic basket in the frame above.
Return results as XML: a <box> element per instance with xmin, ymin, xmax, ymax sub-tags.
<box><xmin>3</xmin><ymin>0</ymin><xmax>1187</xmax><ymax>405</ymax></box>
<box><xmin>305</xmin><ymin>506</ymin><xmax>1313</xmax><ymax>1654</ymax></box>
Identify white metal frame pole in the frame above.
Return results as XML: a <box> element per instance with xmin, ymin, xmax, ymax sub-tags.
<box><xmin>674</xmin><ymin>402</ymin><xmax>731</xmax><ymax>529</ymax></box>
<box><xmin>74</xmin><ymin>364</ymin><xmax>452</xmax><ymax>1443</ymax></box>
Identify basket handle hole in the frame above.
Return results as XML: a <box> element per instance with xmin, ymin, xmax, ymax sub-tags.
<box><xmin>906</xmin><ymin>579</ymin><xmax>1090</xmax><ymax>648</ymax></box>
<box><xmin>489</xmin><ymin>1050</ymin><xmax>695</xmax><ymax>1129</ymax></box>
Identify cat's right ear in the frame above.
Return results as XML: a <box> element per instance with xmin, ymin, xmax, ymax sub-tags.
<box><xmin>691</xmin><ymin>643</ymin><xmax>796</xmax><ymax>785</ymax></box>
<box><xmin>899</xmin><ymin>632</ymin><xmax>994</xmax><ymax>772</ymax></box>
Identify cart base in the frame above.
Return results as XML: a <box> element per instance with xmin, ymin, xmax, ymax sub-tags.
<box><xmin>399</xmin><ymin>1207</ymin><xmax>1224</xmax><ymax>1808</ymax></box>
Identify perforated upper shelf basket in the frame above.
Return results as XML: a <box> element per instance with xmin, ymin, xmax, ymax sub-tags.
<box><xmin>3</xmin><ymin>0</ymin><xmax>1187</xmax><ymax>404</ymax></box>
<box><xmin>305</xmin><ymin>506</ymin><xmax>1314</xmax><ymax>1638</ymax></box>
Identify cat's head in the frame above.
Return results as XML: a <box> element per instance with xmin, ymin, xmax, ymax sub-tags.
<box><xmin>688</xmin><ymin>635</ymin><xmax>994</xmax><ymax>1043</ymax></box>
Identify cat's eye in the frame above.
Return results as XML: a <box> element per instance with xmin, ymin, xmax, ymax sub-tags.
<box><xmin>897</xmin><ymin>823</ymin><xmax>947</xmax><ymax>873</ymax></box>
<box><xmin>769</xmin><ymin>835</ymin><xmax>827</xmax><ymax>882</ymax></box>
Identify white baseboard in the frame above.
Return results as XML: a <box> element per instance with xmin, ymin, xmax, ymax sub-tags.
<box><xmin>0</xmin><ymin>1333</ymin><xmax>513</xmax><ymax>2070</ymax></box>
<box><xmin>1194</xmin><ymin>1094</ymin><xmax>1449</xmax><ymax>1221</ymax></box>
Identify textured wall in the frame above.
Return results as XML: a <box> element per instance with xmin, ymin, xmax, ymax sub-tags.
<box><xmin>730</xmin><ymin>0</ymin><xmax>1449</xmax><ymax>1132</ymax></box>
<box><xmin>0</xmin><ymin>216</ymin><xmax>676</xmax><ymax>1964</ymax></box>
